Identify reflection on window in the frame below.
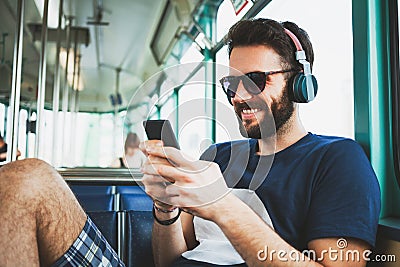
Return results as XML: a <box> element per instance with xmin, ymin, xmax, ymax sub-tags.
<box><xmin>255</xmin><ymin>0</ymin><xmax>354</xmax><ymax>138</ymax></box>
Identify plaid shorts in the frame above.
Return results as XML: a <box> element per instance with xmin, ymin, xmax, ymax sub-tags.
<box><xmin>52</xmin><ymin>216</ymin><xmax>125</xmax><ymax>267</ymax></box>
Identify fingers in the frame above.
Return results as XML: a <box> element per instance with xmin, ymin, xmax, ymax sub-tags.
<box><xmin>142</xmin><ymin>174</ymin><xmax>177</xmax><ymax>205</ymax></box>
<box><xmin>148</xmin><ymin>155</ymin><xmax>171</xmax><ymax>166</ymax></box>
<box><xmin>139</xmin><ymin>140</ymin><xmax>163</xmax><ymax>156</ymax></box>
<box><xmin>142</xmin><ymin>163</ymin><xmax>190</xmax><ymax>184</ymax></box>
<box><xmin>145</xmin><ymin>146</ymin><xmax>194</xmax><ymax>167</ymax></box>
<box><xmin>140</xmin><ymin>140</ymin><xmax>194</xmax><ymax>168</ymax></box>
<box><xmin>142</xmin><ymin>157</ymin><xmax>175</xmax><ymax>183</ymax></box>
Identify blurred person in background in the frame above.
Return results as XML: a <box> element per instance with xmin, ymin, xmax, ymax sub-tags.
<box><xmin>110</xmin><ymin>132</ymin><xmax>146</xmax><ymax>168</ymax></box>
<box><xmin>0</xmin><ymin>134</ymin><xmax>20</xmax><ymax>162</ymax></box>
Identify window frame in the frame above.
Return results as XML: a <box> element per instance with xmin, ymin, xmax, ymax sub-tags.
<box><xmin>389</xmin><ymin>0</ymin><xmax>400</xmax><ymax>188</ymax></box>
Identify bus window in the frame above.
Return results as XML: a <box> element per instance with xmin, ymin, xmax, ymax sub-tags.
<box><xmin>216</xmin><ymin>47</ymin><xmax>244</xmax><ymax>143</ymax></box>
<box><xmin>255</xmin><ymin>0</ymin><xmax>354</xmax><ymax>138</ymax></box>
<box><xmin>180</xmin><ymin>42</ymin><xmax>204</xmax><ymax>64</ymax></box>
<box><xmin>177</xmin><ymin>70</ymin><xmax>209</xmax><ymax>159</ymax></box>
<box><xmin>160</xmin><ymin>95</ymin><xmax>176</xmax><ymax>131</ymax></box>
<box><xmin>216</xmin><ymin>0</ymin><xmax>253</xmax><ymax>41</ymax></box>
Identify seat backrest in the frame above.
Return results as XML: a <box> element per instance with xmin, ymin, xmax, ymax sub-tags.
<box><xmin>87</xmin><ymin>211</ymin><xmax>118</xmax><ymax>252</ymax></box>
<box><xmin>120</xmin><ymin>193</ymin><xmax>153</xmax><ymax>211</ymax></box>
<box><xmin>116</xmin><ymin>186</ymin><xmax>145</xmax><ymax>194</ymax></box>
<box><xmin>70</xmin><ymin>185</ymin><xmax>113</xmax><ymax>195</ymax></box>
<box><xmin>126</xmin><ymin>211</ymin><xmax>155</xmax><ymax>267</ymax></box>
<box><xmin>76</xmin><ymin>194</ymin><xmax>114</xmax><ymax>211</ymax></box>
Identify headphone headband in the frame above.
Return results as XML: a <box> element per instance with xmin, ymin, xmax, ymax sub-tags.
<box><xmin>284</xmin><ymin>28</ymin><xmax>303</xmax><ymax>51</ymax></box>
<box><xmin>284</xmin><ymin>28</ymin><xmax>307</xmax><ymax>61</ymax></box>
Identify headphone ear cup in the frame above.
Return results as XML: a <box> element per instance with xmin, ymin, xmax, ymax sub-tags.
<box><xmin>292</xmin><ymin>74</ymin><xmax>318</xmax><ymax>103</ymax></box>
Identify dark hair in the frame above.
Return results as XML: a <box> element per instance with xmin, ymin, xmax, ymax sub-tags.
<box><xmin>225</xmin><ymin>18</ymin><xmax>314</xmax><ymax>71</ymax></box>
<box><xmin>124</xmin><ymin>132</ymin><xmax>140</xmax><ymax>151</ymax></box>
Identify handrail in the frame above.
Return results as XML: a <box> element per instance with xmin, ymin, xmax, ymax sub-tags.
<box><xmin>58</xmin><ymin>167</ymin><xmax>144</xmax><ymax>185</ymax></box>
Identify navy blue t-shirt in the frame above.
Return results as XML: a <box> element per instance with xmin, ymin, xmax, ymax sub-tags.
<box><xmin>200</xmin><ymin>133</ymin><xmax>381</xmax><ymax>250</ymax></box>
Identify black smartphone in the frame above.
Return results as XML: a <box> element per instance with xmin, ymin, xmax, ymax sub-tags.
<box><xmin>143</xmin><ymin>120</ymin><xmax>180</xmax><ymax>149</ymax></box>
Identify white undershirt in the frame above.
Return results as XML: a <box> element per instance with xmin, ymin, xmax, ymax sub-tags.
<box><xmin>182</xmin><ymin>188</ymin><xmax>274</xmax><ymax>265</ymax></box>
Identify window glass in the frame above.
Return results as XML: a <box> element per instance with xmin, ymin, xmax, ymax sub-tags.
<box><xmin>71</xmin><ymin>112</ymin><xmax>93</xmax><ymax>166</ymax></box>
<box><xmin>178</xmin><ymin>79</ymin><xmax>208</xmax><ymax>159</ymax></box>
<box><xmin>125</xmin><ymin>105</ymin><xmax>147</xmax><ymax>144</ymax></box>
<box><xmin>177</xmin><ymin>43</ymin><xmax>211</xmax><ymax>158</ymax></box>
<box><xmin>180</xmin><ymin>42</ymin><xmax>204</xmax><ymax>64</ymax></box>
<box><xmin>216</xmin><ymin>0</ymin><xmax>253</xmax><ymax>41</ymax></box>
<box><xmin>160</xmin><ymin>96</ymin><xmax>177</xmax><ymax>131</ymax></box>
<box><xmin>159</xmin><ymin>80</ymin><xmax>174</xmax><ymax>101</ymax></box>
<box><xmin>54</xmin><ymin>112</ymin><xmax>124</xmax><ymax>168</ymax></box>
<box><xmin>215</xmin><ymin>47</ymin><xmax>244</xmax><ymax>143</ymax></box>
<box><xmin>255</xmin><ymin>0</ymin><xmax>354</xmax><ymax>138</ymax></box>
<box><xmin>42</xmin><ymin>109</ymin><xmax>54</xmax><ymax>162</ymax></box>
<box><xmin>99</xmin><ymin>113</ymin><xmax>123</xmax><ymax>167</ymax></box>
<box><xmin>26</xmin><ymin>112</ymin><xmax>36</xmax><ymax>158</ymax></box>
<box><xmin>150</xmin><ymin>112</ymin><xmax>159</xmax><ymax>120</ymax></box>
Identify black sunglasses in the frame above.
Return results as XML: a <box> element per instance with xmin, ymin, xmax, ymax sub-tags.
<box><xmin>219</xmin><ymin>69</ymin><xmax>295</xmax><ymax>104</ymax></box>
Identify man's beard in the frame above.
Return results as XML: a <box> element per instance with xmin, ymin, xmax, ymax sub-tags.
<box><xmin>234</xmin><ymin>87</ymin><xmax>294</xmax><ymax>139</ymax></box>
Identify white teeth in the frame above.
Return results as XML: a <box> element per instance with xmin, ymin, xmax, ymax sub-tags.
<box><xmin>242</xmin><ymin>108</ymin><xmax>260</xmax><ymax>114</ymax></box>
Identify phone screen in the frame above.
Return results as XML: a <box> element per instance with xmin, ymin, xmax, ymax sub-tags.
<box><xmin>143</xmin><ymin>120</ymin><xmax>180</xmax><ymax>149</ymax></box>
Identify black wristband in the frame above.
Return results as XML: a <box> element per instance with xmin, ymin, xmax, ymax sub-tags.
<box><xmin>152</xmin><ymin>205</ymin><xmax>181</xmax><ymax>226</ymax></box>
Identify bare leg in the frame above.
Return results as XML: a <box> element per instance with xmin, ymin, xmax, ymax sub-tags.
<box><xmin>0</xmin><ymin>159</ymin><xmax>87</xmax><ymax>266</ymax></box>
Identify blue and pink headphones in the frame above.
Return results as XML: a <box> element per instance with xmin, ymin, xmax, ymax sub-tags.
<box><xmin>284</xmin><ymin>28</ymin><xmax>318</xmax><ymax>103</ymax></box>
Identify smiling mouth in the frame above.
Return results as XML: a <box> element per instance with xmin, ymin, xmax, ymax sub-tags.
<box><xmin>241</xmin><ymin>108</ymin><xmax>262</xmax><ymax>120</ymax></box>
<box><xmin>242</xmin><ymin>108</ymin><xmax>261</xmax><ymax>114</ymax></box>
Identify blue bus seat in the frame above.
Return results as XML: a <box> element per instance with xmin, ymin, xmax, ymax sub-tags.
<box><xmin>126</xmin><ymin>211</ymin><xmax>154</xmax><ymax>267</ymax></box>
<box><xmin>116</xmin><ymin>186</ymin><xmax>145</xmax><ymax>194</ymax></box>
<box><xmin>120</xmin><ymin>193</ymin><xmax>153</xmax><ymax>211</ymax></box>
<box><xmin>76</xmin><ymin>194</ymin><xmax>114</xmax><ymax>211</ymax></box>
<box><xmin>87</xmin><ymin>211</ymin><xmax>118</xmax><ymax>252</ymax></box>
<box><xmin>70</xmin><ymin>185</ymin><xmax>113</xmax><ymax>195</ymax></box>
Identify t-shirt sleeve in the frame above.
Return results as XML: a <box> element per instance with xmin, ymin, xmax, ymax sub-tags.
<box><xmin>305</xmin><ymin>139</ymin><xmax>381</xmax><ymax>247</ymax></box>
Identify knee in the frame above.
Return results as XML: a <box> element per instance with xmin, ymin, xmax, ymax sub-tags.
<box><xmin>0</xmin><ymin>158</ymin><xmax>61</xmax><ymax>191</ymax></box>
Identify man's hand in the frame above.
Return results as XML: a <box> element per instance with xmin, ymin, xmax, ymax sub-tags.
<box><xmin>139</xmin><ymin>140</ymin><xmax>175</xmax><ymax>211</ymax></box>
<box><xmin>140</xmin><ymin>142</ymin><xmax>229</xmax><ymax>219</ymax></box>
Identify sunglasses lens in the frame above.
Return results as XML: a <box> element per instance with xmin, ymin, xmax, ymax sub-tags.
<box><xmin>221</xmin><ymin>77</ymin><xmax>239</xmax><ymax>98</ymax></box>
<box><xmin>246</xmin><ymin>72</ymin><xmax>266</xmax><ymax>94</ymax></box>
<box><xmin>220</xmin><ymin>72</ymin><xmax>267</xmax><ymax>103</ymax></box>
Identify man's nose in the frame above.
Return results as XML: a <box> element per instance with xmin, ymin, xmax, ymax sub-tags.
<box><xmin>232</xmin><ymin>80</ymin><xmax>253</xmax><ymax>103</ymax></box>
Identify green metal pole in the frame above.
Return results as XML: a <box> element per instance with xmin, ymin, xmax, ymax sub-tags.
<box><xmin>197</xmin><ymin>1</ymin><xmax>218</xmax><ymax>143</ymax></box>
<box><xmin>353</xmin><ymin>0</ymin><xmax>400</xmax><ymax>217</ymax></box>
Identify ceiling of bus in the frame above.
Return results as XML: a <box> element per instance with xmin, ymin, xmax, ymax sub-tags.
<box><xmin>0</xmin><ymin>0</ymin><xmax>199</xmax><ymax>113</ymax></box>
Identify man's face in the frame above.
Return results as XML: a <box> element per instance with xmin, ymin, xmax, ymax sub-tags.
<box><xmin>229</xmin><ymin>45</ymin><xmax>294</xmax><ymax>139</ymax></box>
